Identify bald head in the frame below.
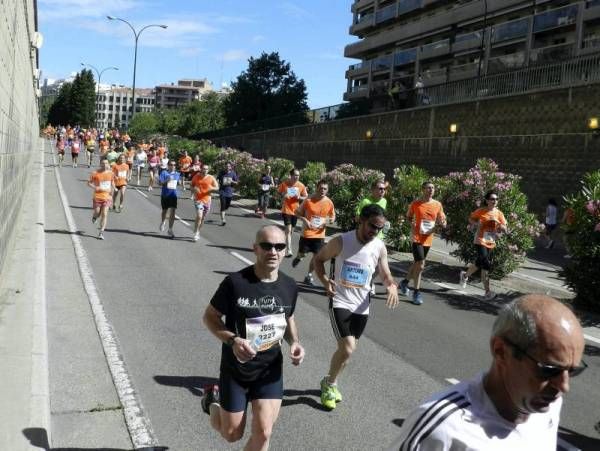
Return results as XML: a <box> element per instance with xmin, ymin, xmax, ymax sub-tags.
<box><xmin>255</xmin><ymin>225</ymin><xmax>285</xmax><ymax>244</ymax></box>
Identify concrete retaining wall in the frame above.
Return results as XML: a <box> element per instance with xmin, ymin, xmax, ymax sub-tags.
<box><xmin>0</xmin><ymin>0</ymin><xmax>41</xmax><ymax>273</ymax></box>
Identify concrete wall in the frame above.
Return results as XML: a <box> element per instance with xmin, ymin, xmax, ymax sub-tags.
<box><xmin>212</xmin><ymin>85</ymin><xmax>600</xmax><ymax>213</ymax></box>
<box><xmin>0</xmin><ymin>0</ymin><xmax>41</xmax><ymax>272</ymax></box>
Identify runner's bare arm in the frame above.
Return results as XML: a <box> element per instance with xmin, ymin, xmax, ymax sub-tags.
<box><xmin>378</xmin><ymin>246</ymin><xmax>399</xmax><ymax>309</ymax></box>
<box><xmin>294</xmin><ymin>203</ymin><xmax>311</xmax><ymax>228</ymax></box>
<box><xmin>284</xmin><ymin>315</ymin><xmax>305</xmax><ymax>366</ymax></box>
<box><xmin>313</xmin><ymin>235</ymin><xmax>343</xmax><ymax>297</ymax></box>
<box><xmin>203</xmin><ymin>304</ymin><xmax>256</xmax><ymax>360</ymax></box>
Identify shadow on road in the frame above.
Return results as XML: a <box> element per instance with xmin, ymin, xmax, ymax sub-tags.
<box><xmin>69</xmin><ymin>205</ymin><xmax>93</xmax><ymax>210</ymax></box>
<box><xmin>22</xmin><ymin>427</ymin><xmax>169</xmax><ymax>450</ymax></box>
<box><xmin>391</xmin><ymin>418</ymin><xmax>405</xmax><ymax>428</ymax></box>
<box><xmin>104</xmin><ymin>228</ymin><xmax>194</xmax><ymax>242</ymax></box>
<box><xmin>153</xmin><ymin>375</ymin><xmax>218</xmax><ymax>397</ymax></box>
<box><xmin>558</xmin><ymin>425</ymin><xmax>600</xmax><ymax>450</ymax></box>
<box><xmin>206</xmin><ymin>244</ymin><xmax>254</xmax><ymax>253</ymax></box>
<box><xmin>282</xmin><ymin>388</ymin><xmax>330</xmax><ymax>411</ymax></box>
<box><xmin>44</xmin><ymin>228</ymin><xmax>89</xmax><ymax>238</ymax></box>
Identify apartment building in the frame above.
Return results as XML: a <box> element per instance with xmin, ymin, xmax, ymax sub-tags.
<box><xmin>95</xmin><ymin>86</ymin><xmax>155</xmax><ymax>129</ymax></box>
<box><xmin>154</xmin><ymin>78</ymin><xmax>214</xmax><ymax>109</ymax></box>
<box><xmin>344</xmin><ymin>0</ymin><xmax>600</xmax><ymax>105</ymax></box>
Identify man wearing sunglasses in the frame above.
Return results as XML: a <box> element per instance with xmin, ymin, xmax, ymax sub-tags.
<box><xmin>313</xmin><ymin>204</ymin><xmax>399</xmax><ymax>410</ymax></box>
<box><xmin>390</xmin><ymin>294</ymin><xmax>586</xmax><ymax>451</ymax></box>
<box><xmin>202</xmin><ymin>225</ymin><xmax>305</xmax><ymax>451</ymax></box>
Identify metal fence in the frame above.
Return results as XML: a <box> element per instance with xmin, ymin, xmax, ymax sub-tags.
<box><xmin>201</xmin><ymin>51</ymin><xmax>600</xmax><ymax>139</ymax></box>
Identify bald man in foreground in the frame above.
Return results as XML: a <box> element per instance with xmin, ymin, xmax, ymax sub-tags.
<box><xmin>390</xmin><ymin>294</ymin><xmax>587</xmax><ymax>451</ymax></box>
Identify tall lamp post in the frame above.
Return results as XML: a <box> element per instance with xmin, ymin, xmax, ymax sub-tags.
<box><xmin>107</xmin><ymin>16</ymin><xmax>167</xmax><ymax>126</ymax></box>
<box><xmin>81</xmin><ymin>63</ymin><xmax>118</xmax><ymax>128</ymax></box>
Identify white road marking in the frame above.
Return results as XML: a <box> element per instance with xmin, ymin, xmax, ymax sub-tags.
<box><xmin>231</xmin><ymin>251</ymin><xmax>253</xmax><ymax>266</ymax></box>
<box><xmin>134</xmin><ymin>187</ymin><xmax>148</xmax><ymax>198</ymax></box>
<box><xmin>445</xmin><ymin>378</ymin><xmax>459</xmax><ymax>385</ymax></box>
<box><xmin>584</xmin><ymin>333</ymin><xmax>600</xmax><ymax>345</ymax></box>
<box><xmin>54</xmin><ymin>163</ymin><xmax>158</xmax><ymax>448</ymax></box>
<box><xmin>175</xmin><ymin>215</ymin><xmax>190</xmax><ymax>226</ymax></box>
<box><xmin>435</xmin><ymin>282</ymin><xmax>456</xmax><ymax>290</ymax></box>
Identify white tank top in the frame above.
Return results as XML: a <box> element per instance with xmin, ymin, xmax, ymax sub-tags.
<box><xmin>332</xmin><ymin>231</ymin><xmax>385</xmax><ymax>315</ymax></box>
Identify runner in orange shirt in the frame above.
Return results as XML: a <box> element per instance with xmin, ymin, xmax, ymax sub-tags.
<box><xmin>459</xmin><ymin>190</ymin><xmax>507</xmax><ymax>300</ymax></box>
<box><xmin>56</xmin><ymin>137</ymin><xmax>66</xmax><ymax>167</ymax></box>
<box><xmin>125</xmin><ymin>146</ymin><xmax>136</xmax><ymax>181</ymax></box>
<box><xmin>178</xmin><ymin>151</ymin><xmax>193</xmax><ymax>191</ymax></box>
<box><xmin>190</xmin><ymin>164</ymin><xmax>219</xmax><ymax>242</ymax></box>
<box><xmin>87</xmin><ymin>157</ymin><xmax>115</xmax><ymax>240</ymax></box>
<box><xmin>292</xmin><ymin>180</ymin><xmax>335</xmax><ymax>285</ymax></box>
<box><xmin>277</xmin><ymin>168</ymin><xmax>308</xmax><ymax>257</ymax></box>
<box><xmin>111</xmin><ymin>154</ymin><xmax>130</xmax><ymax>212</ymax></box>
<box><xmin>399</xmin><ymin>181</ymin><xmax>447</xmax><ymax>305</ymax></box>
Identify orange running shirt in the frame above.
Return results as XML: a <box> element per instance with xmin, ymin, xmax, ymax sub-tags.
<box><xmin>89</xmin><ymin>171</ymin><xmax>114</xmax><ymax>201</ymax></box>
<box><xmin>126</xmin><ymin>149</ymin><xmax>135</xmax><ymax>163</ymax></box>
<box><xmin>191</xmin><ymin>173</ymin><xmax>218</xmax><ymax>203</ymax></box>
<box><xmin>277</xmin><ymin>181</ymin><xmax>307</xmax><ymax>215</ymax></box>
<box><xmin>409</xmin><ymin>199</ymin><xmax>446</xmax><ymax>247</ymax></box>
<box><xmin>300</xmin><ymin>197</ymin><xmax>335</xmax><ymax>239</ymax></box>
<box><xmin>157</xmin><ymin>147</ymin><xmax>166</xmax><ymax>158</ymax></box>
<box><xmin>112</xmin><ymin>163</ymin><xmax>129</xmax><ymax>187</ymax></box>
<box><xmin>470</xmin><ymin>208</ymin><xmax>507</xmax><ymax>249</ymax></box>
<box><xmin>179</xmin><ymin>156</ymin><xmax>192</xmax><ymax>172</ymax></box>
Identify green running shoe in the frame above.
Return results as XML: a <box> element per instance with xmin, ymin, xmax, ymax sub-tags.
<box><xmin>331</xmin><ymin>384</ymin><xmax>342</xmax><ymax>403</ymax></box>
<box><xmin>320</xmin><ymin>377</ymin><xmax>337</xmax><ymax>410</ymax></box>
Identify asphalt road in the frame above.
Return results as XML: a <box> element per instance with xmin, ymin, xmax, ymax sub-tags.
<box><xmin>47</xmin><ymin>154</ymin><xmax>600</xmax><ymax>451</ymax></box>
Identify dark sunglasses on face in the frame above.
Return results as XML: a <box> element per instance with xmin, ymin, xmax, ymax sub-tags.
<box><xmin>504</xmin><ymin>338</ymin><xmax>588</xmax><ymax>379</ymax></box>
<box><xmin>258</xmin><ymin>242</ymin><xmax>287</xmax><ymax>252</ymax></box>
<box><xmin>367</xmin><ymin>222</ymin><xmax>385</xmax><ymax>231</ymax></box>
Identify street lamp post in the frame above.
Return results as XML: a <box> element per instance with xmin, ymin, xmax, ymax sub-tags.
<box><xmin>106</xmin><ymin>16</ymin><xmax>167</xmax><ymax>126</ymax></box>
<box><xmin>81</xmin><ymin>63</ymin><xmax>118</xmax><ymax>128</ymax></box>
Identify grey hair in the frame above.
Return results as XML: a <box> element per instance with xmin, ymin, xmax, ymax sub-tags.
<box><xmin>491</xmin><ymin>298</ymin><xmax>538</xmax><ymax>351</ymax></box>
<box><xmin>255</xmin><ymin>225</ymin><xmax>284</xmax><ymax>243</ymax></box>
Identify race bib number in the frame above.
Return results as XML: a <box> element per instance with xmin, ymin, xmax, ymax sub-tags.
<box><xmin>286</xmin><ymin>187</ymin><xmax>299</xmax><ymax>198</ymax></box>
<box><xmin>310</xmin><ymin>216</ymin><xmax>324</xmax><ymax>229</ymax></box>
<box><xmin>420</xmin><ymin>219</ymin><xmax>435</xmax><ymax>235</ymax></box>
<box><xmin>99</xmin><ymin>181</ymin><xmax>111</xmax><ymax>191</ymax></box>
<box><xmin>261</xmin><ymin>184</ymin><xmax>271</xmax><ymax>192</ymax></box>
<box><xmin>245</xmin><ymin>313</ymin><xmax>286</xmax><ymax>352</ymax></box>
<box><xmin>222</xmin><ymin>176</ymin><xmax>233</xmax><ymax>186</ymax></box>
<box><xmin>483</xmin><ymin>231</ymin><xmax>496</xmax><ymax>245</ymax></box>
<box><xmin>340</xmin><ymin>260</ymin><xmax>370</xmax><ymax>289</ymax></box>
<box><xmin>167</xmin><ymin>179</ymin><xmax>178</xmax><ymax>190</ymax></box>
<box><xmin>118</xmin><ymin>171</ymin><xmax>127</xmax><ymax>178</ymax></box>
<box><xmin>149</xmin><ymin>162</ymin><xmax>158</xmax><ymax>168</ymax></box>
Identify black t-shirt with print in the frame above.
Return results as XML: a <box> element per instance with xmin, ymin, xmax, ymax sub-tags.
<box><xmin>210</xmin><ymin>265</ymin><xmax>298</xmax><ymax>381</ymax></box>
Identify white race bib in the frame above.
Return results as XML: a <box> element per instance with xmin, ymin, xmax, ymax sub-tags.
<box><xmin>245</xmin><ymin>313</ymin><xmax>286</xmax><ymax>352</ymax></box>
<box><xmin>420</xmin><ymin>219</ymin><xmax>435</xmax><ymax>235</ymax></box>
<box><xmin>286</xmin><ymin>187</ymin><xmax>299</xmax><ymax>198</ymax></box>
<box><xmin>118</xmin><ymin>170</ymin><xmax>127</xmax><ymax>178</ymax></box>
<box><xmin>222</xmin><ymin>176</ymin><xmax>233</xmax><ymax>186</ymax></box>
<box><xmin>261</xmin><ymin>184</ymin><xmax>271</xmax><ymax>192</ymax></box>
<box><xmin>310</xmin><ymin>216</ymin><xmax>324</xmax><ymax>228</ymax></box>
<box><xmin>340</xmin><ymin>260</ymin><xmax>371</xmax><ymax>289</ymax></box>
<box><xmin>149</xmin><ymin>162</ymin><xmax>158</xmax><ymax>168</ymax></box>
<box><xmin>99</xmin><ymin>181</ymin><xmax>111</xmax><ymax>191</ymax></box>
<box><xmin>483</xmin><ymin>231</ymin><xmax>496</xmax><ymax>245</ymax></box>
<box><xmin>167</xmin><ymin>179</ymin><xmax>178</xmax><ymax>190</ymax></box>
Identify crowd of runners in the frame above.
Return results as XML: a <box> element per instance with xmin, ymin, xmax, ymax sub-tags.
<box><xmin>44</xmin><ymin>124</ymin><xmax>588</xmax><ymax>451</ymax></box>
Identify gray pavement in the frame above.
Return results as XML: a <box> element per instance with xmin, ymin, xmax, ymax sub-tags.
<box><xmin>2</xmin><ymin>145</ymin><xmax>600</xmax><ymax>450</ymax></box>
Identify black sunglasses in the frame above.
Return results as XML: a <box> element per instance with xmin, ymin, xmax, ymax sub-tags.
<box><xmin>504</xmin><ymin>338</ymin><xmax>588</xmax><ymax>379</ymax></box>
<box><xmin>258</xmin><ymin>242</ymin><xmax>287</xmax><ymax>252</ymax></box>
<box><xmin>367</xmin><ymin>222</ymin><xmax>385</xmax><ymax>231</ymax></box>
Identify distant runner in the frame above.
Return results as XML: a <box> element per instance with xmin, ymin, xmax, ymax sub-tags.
<box><xmin>277</xmin><ymin>168</ymin><xmax>308</xmax><ymax>257</ymax></box>
<box><xmin>87</xmin><ymin>157</ymin><xmax>115</xmax><ymax>240</ymax></box>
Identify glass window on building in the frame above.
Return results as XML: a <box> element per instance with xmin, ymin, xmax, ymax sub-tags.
<box><xmin>492</xmin><ymin>18</ymin><xmax>530</xmax><ymax>43</ymax></box>
<box><xmin>533</xmin><ymin>4</ymin><xmax>579</xmax><ymax>33</ymax></box>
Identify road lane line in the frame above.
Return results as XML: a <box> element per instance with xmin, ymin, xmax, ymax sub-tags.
<box><xmin>584</xmin><ymin>333</ymin><xmax>600</xmax><ymax>345</ymax></box>
<box><xmin>231</xmin><ymin>251</ymin><xmax>253</xmax><ymax>266</ymax></box>
<box><xmin>445</xmin><ymin>378</ymin><xmax>459</xmax><ymax>385</ymax></box>
<box><xmin>133</xmin><ymin>187</ymin><xmax>148</xmax><ymax>198</ymax></box>
<box><xmin>54</xmin><ymin>164</ymin><xmax>159</xmax><ymax>448</ymax></box>
<box><xmin>175</xmin><ymin>215</ymin><xmax>190</xmax><ymax>226</ymax></box>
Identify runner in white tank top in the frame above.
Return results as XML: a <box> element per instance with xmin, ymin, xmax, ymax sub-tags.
<box><xmin>314</xmin><ymin>203</ymin><xmax>399</xmax><ymax>410</ymax></box>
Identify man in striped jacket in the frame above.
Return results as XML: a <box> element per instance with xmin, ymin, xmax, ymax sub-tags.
<box><xmin>390</xmin><ymin>294</ymin><xmax>586</xmax><ymax>451</ymax></box>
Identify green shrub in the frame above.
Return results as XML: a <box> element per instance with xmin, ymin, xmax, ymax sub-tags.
<box><xmin>266</xmin><ymin>157</ymin><xmax>295</xmax><ymax>185</ymax></box>
<box><xmin>562</xmin><ymin>170</ymin><xmax>600</xmax><ymax>312</ymax></box>
<box><xmin>302</xmin><ymin>161</ymin><xmax>327</xmax><ymax>194</ymax></box>
<box><xmin>323</xmin><ymin>163</ymin><xmax>384</xmax><ymax>232</ymax></box>
<box><xmin>438</xmin><ymin>158</ymin><xmax>542</xmax><ymax>279</ymax></box>
<box><xmin>385</xmin><ymin>165</ymin><xmax>432</xmax><ymax>252</ymax></box>
<box><xmin>214</xmin><ymin>148</ymin><xmax>266</xmax><ymax>198</ymax></box>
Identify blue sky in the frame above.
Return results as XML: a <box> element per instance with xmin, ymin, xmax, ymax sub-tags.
<box><xmin>38</xmin><ymin>0</ymin><xmax>356</xmax><ymax>109</ymax></box>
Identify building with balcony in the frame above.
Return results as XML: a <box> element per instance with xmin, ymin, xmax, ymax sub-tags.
<box><xmin>154</xmin><ymin>78</ymin><xmax>214</xmax><ymax>109</ymax></box>
<box><xmin>344</xmin><ymin>0</ymin><xmax>600</xmax><ymax>108</ymax></box>
<box><xmin>95</xmin><ymin>86</ymin><xmax>155</xmax><ymax>129</ymax></box>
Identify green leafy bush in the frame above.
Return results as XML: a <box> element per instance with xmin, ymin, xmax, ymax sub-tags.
<box><xmin>385</xmin><ymin>165</ymin><xmax>432</xmax><ymax>252</ymax></box>
<box><xmin>438</xmin><ymin>158</ymin><xmax>542</xmax><ymax>279</ymax></box>
<box><xmin>213</xmin><ymin>148</ymin><xmax>266</xmax><ymax>198</ymax></box>
<box><xmin>266</xmin><ymin>157</ymin><xmax>295</xmax><ymax>185</ymax></box>
<box><xmin>562</xmin><ymin>170</ymin><xmax>600</xmax><ymax>312</ymax></box>
<box><xmin>302</xmin><ymin>161</ymin><xmax>327</xmax><ymax>194</ymax></box>
<box><xmin>323</xmin><ymin>163</ymin><xmax>384</xmax><ymax>232</ymax></box>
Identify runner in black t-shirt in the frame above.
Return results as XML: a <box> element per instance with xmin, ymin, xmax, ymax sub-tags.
<box><xmin>202</xmin><ymin>225</ymin><xmax>305</xmax><ymax>451</ymax></box>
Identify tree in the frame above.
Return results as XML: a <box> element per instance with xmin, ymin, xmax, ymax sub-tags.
<box><xmin>179</xmin><ymin>92</ymin><xmax>225</xmax><ymax>136</ymax></box>
<box><xmin>70</xmin><ymin>69</ymin><xmax>96</xmax><ymax>127</ymax></box>
<box><xmin>223</xmin><ymin>52</ymin><xmax>308</xmax><ymax>126</ymax></box>
<box><xmin>128</xmin><ymin>112</ymin><xmax>159</xmax><ymax>140</ymax></box>
<box><xmin>47</xmin><ymin>82</ymin><xmax>73</xmax><ymax>126</ymax></box>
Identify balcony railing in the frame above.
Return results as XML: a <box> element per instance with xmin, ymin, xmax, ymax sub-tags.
<box><xmin>398</xmin><ymin>0</ymin><xmax>421</xmax><ymax>15</ymax></box>
<box><xmin>356</xmin><ymin>12</ymin><xmax>374</xmax><ymax>24</ymax></box>
<box><xmin>583</xmin><ymin>36</ymin><xmax>600</xmax><ymax>50</ymax></box>
<box><xmin>487</xmin><ymin>52</ymin><xmax>526</xmax><ymax>73</ymax></box>
<box><xmin>530</xmin><ymin>43</ymin><xmax>575</xmax><ymax>65</ymax></box>
<box><xmin>372</xmin><ymin>55</ymin><xmax>393</xmax><ymax>71</ymax></box>
<box><xmin>533</xmin><ymin>4</ymin><xmax>579</xmax><ymax>33</ymax></box>
<box><xmin>492</xmin><ymin>17</ymin><xmax>530</xmax><ymax>44</ymax></box>
<box><xmin>375</xmin><ymin>3</ymin><xmax>396</xmax><ymax>24</ymax></box>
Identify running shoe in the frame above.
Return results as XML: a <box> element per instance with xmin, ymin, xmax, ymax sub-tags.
<box><xmin>168</xmin><ymin>229</ymin><xmax>175</xmax><ymax>239</ymax></box>
<box><xmin>303</xmin><ymin>274</ymin><xmax>315</xmax><ymax>286</ymax></box>
<box><xmin>91</xmin><ymin>215</ymin><xmax>97</xmax><ymax>224</ymax></box>
<box><xmin>459</xmin><ymin>271</ymin><xmax>468</xmax><ymax>289</ymax></box>
<box><xmin>320</xmin><ymin>377</ymin><xmax>337</xmax><ymax>410</ymax></box>
<box><xmin>221</xmin><ymin>220</ymin><xmax>226</xmax><ymax>226</ymax></box>
<box><xmin>159</xmin><ymin>221</ymin><xmax>167</xmax><ymax>232</ymax></box>
<box><xmin>201</xmin><ymin>384</ymin><xmax>220</xmax><ymax>415</ymax></box>
<box><xmin>332</xmin><ymin>384</ymin><xmax>342</xmax><ymax>403</ymax></box>
<box><xmin>98</xmin><ymin>231</ymin><xmax>104</xmax><ymax>240</ymax></box>
<box><xmin>399</xmin><ymin>279</ymin><xmax>410</xmax><ymax>296</ymax></box>
<box><xmin>193</xmin><ymin>233</ymin><xmax>200</xmax><ymax>242</ymax></box>
<box><xmin>285</xmin><ymin>250</ymin><xmax>293</xmax><ymax>258</ymax></box>
<box><xmin>291</xmin><ymin>257</ymin><xmax>301</xmax><ymax>268</ymax></box>
<box><xmin>483</xmin><ymin>291</ymin><xmax>497</xmax><ymax>301</ymax></box>
<box><xmin>370</xmin><ymin>284</ymin><xmax>376</xmax><ymax>295</ymax></box>
<box><xmin>411</xmin><ymin>291</ymin><xmax>423</xmax><ymax>305</ymax></box>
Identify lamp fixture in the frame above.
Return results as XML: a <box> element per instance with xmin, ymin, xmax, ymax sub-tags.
<box><xmin>588</xmin><ymin>117</ymin><xmax>599</xmax><ymax>131</ymax></box>
<box><xmin>449</xmin><ymin>123</ymin><xmax>458</xmax><ymax>134</ymax></box>
<box><xmin>365</xmin><ymin>130</ymin><xmax>373</xmax><ymax>139</ymax></box>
